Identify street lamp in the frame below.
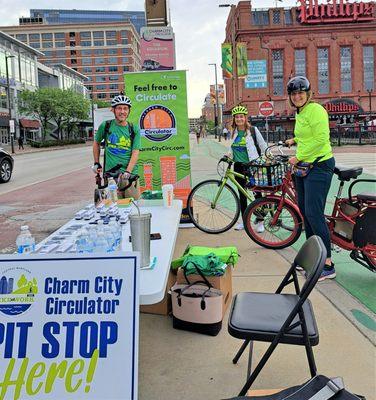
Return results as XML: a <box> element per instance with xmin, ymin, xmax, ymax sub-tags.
<box><xmin>5</xmin><ymin>55</ymin><xmax>15</xmax><ymax>154</ymax></box>
<box><xmin>209</xmin><ymin>63</ymin><xmax>221</xmax><ymax>142</ymax></box>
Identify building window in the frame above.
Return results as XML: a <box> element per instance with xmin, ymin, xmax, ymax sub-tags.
<box><xmin>109</xmin><ymin>84</ymin><xmax>118</xmax><ymax>90</ymax></box>
<box><xmin>80</xmin><ymin>32</ymin><xmax>91</xmax><ymax>39</ymax></box>
<box><xmin>81</xmin><ymin>49</ymin><xmax>91</xmax><ymax>56</ymax></box>
<box><xmin>251</xmin><ymin>11</ymin><xmax>269</xmax><ymax>25</ymax></box>
<box><xmin>93</xmin><ymin>31</ymin><xmax>104</xmax><ymax>39</ymax></box>
<box><xmin>95</xmin><ymin>58</ymin><xmax>105</xmax><ymax>64</ymax></box>
<box><xmin>340</xmin><ymin>47</ymin><xmax>352</xmax><ymax>93</ymax></box>
<box><xmin>29</xmin><ymin>42</ymin><xmax>40</xmax><ymax>49</ymax></box>
<box><xmin>94</xmin><ymin>40</ymin><xmax>104</xmax><ymax>47</ymax></box>
<box><xmin>272</xmin><ymin>10</ymin><xmax>281</xmax><ymax>24</ymax></box>
<box><xmin>93</xmin><ymin>49</ymin><xmax>105</xmax><ymax>55</ymax></box>
<box><xmin>284</xmin><ymin>10</ymin><xmax>292</xmax><ymax>24</ymax></box>
<box><xmin>363</xmin><ymin>46</ymin><xmax>374</xmax><ymax>91</ymax></box>
<box><xmin>96</xmin><ymin>76</ymin><xmax>106</xmax><ymax>82</ymax></box>
<box><xmin>82</xmin><ymin>58</ymin><xmax>91</xmax><ymax>65</ymax></box>
<box><xmin>122</xmin><ymin>57</ymin><xmax>128</xmax><ymax>63</ymax></box>
<box><xmin>121</xmin><ymin>39</ymin><xmax>129</xmax><ymax>45</ymax></box>
<box><xmin>122</xmin><ymin>48</ymin><xmax>129</xmax><ymax>54</ymax></box>
<box><xmin>83</xmin><ymin>67</ymin><xmax>92</xmax><ymax>73</ymax></box>
<box><xmin>55</xmin><ymin>41</ymin><xmax>65</xmax><ymax>48</ymax></box>
<box><xmin>272</xmin><ymin>50</ymin><xmax>284</xmax><ymax>96</ymax></box>
<box><xmin>97</xmin><ymin>93</ymin><xmax>107</xmax><ymax>99</ymax></box>
<box><xmin>106</xmin><ymin>40</ymin><xmax>117</xmax><ymax>46</ymax></box>
<box><xmin>108</xmin><ymin>57</ymin><xmax>117</xmax><ymax>64</ymax></box>
<box><xmin>106</xmin><ymin>31</ymin><xmax>116</xmax><ymax>38</ymax></box>
<box><xmin>42</xmin><ymin>42</ymin><xmax>53</xmax><ymax>48</ymax></box>
<box><xmin>96</xmin><ymin>85</ymin><xmax>106</xmax><ymax>90</ymax></box>
<box><xmin>42</xmin><ymin>51</ymin><xmax>53</xmax><ymax>58</ymax></box>
<box><xmin>29</xmin><ymin>33</ymin><xmax>40</xmax><ymax>41</ymax></box>
<box><xmin>120</xmin><ymin>30</ymin><xmax>128</xmax><ymax>38</ymax></box>
<box><xmin>294</xmin><ymin>49</ymin><xmax>306</xmax><ymax>76</ymax></box>
<box><xmin>54</xmin><ymin>33</ymin><xmax>65</xmax><ymax>40</ymax></box>
<box><xmin>108</xmin><ymin>49</ymin><xmax>118</xmax><ymax>55</ymax></box>
<box><xmin>123</xmin><ymin>66</ymin><xmax>130</xmax><ymax>72</ymax></box>
<box><xmin>16</xmin><ymin>34</ymin><xmax>27</xmax><ymax>41</ymax></box>
<box><xmin>56</xmin><ymin>50</ymin><xmax>66</xmax><ymax>57</ymax></box>
<box><xmin>95</xmin><ymin>66</ymin><xmax>105</xmax><ymax>73</ymax></box>
<box><xmin>80</xmin><ymin>40</ymin><xmax>91</xmax><ymax>47</ymax></box>
<box><xmin>318</xmin><ymin>48</ymin><xmax>329</xmax><ymax>94</ymax></box>
<box><xmin>109</xmin><ymin>76</ymin><xmax>119</xmax><ymax>81</ymax></box>
<box><xmin>41</xmin><ymin>33</ymin><xmax>53</xmax><ymax>40</ymax></box>
<box><xmin>109</xmin><ymin>66</ymin><xmax>118</xmax><ymax>72</ymax></box>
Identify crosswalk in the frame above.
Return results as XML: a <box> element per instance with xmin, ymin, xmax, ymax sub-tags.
<box><xmin>334</xmin><ymin>153</ymin><xmax>376</xmax><ymax>176</ymax></box>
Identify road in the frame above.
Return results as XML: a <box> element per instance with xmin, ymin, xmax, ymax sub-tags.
<box><xmin>0</xmin><ymin>145</ymin><xmax>93</xmax><ymax>195</ymax></box>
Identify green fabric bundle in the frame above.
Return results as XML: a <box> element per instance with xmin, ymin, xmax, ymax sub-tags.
<box><xmin>182</xmin><ymin>254</ymin><xmax>227</xmax><ymax>276</ymax></box>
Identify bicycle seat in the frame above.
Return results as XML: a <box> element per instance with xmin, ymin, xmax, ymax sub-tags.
<box><xmin>357</xmin><ymin>193</ymin><xmax>376</xmax><ymax>202</ymax></box>
<box><xmin>334</xmin><ymin>165</ymin><xmax>363</xmax><ymax>181</ymax></box>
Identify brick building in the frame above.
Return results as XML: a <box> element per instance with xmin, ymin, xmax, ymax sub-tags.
<box><xmin>1</xmin><ymin>21</ymin><xmax>141</xmax><ymax>102</ymax></box>
<box><xmin>223</xmin><ymin>0</ymin><xmax>376</xmax><ymax>131</ymax></box>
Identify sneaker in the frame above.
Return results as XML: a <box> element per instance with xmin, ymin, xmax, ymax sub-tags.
<box><xmin>318</xmin><ymin>265</ymin><xmax>336</xmax><ymax>282</ymax></box>
<box><xmin>235</xmin><ymin>222</ymin><xmax>244</xmax><ymax>231</ymax></box>
<box><xmin>295</xmin><ymin>265</ymin><xmax>304</xmax><ymax>271</ymax></box>
<box><xmin>255</xmin><ymin>221</ymin><xmax>265</xmax><ymax>233</ymax></box>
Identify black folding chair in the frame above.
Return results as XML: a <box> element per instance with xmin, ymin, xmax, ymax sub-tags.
<box><xmin>228</xmin><ymin>235</ymin><xmax>327</xmax><ymax>396</ymax></box>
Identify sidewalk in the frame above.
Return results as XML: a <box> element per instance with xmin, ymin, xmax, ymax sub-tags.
<box><xmin>138</xmin><ymin>137</ymin><xmax>375</xmax><ymax>400</ymax></box>
<box><xmin>1</xmin><ymin>141</ymin><xmax>92</xmax><ymax>156</ymax></box>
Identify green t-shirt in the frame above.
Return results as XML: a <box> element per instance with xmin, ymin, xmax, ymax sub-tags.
<box><xmin>95</xmin><ymin>120</ymin><xmax>141</xmax><ymax>173</ymax></box>
<box><xmin>294</xmin><ymin>102</ymin><xmax>333</xmax><ymax>163</ymax></box>
<box><xmin>231</xmin><ymin>130</ymin><xmax>249</xmax><ymax>163</ymax></box>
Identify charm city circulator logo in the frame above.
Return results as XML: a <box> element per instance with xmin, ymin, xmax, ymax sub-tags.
<box><xmin>0</xmin><ymin>268</ymin><xmax>38</xmax><ymax>316</ymax></box>
<box><xmin>139</xmin><ymin>104</ymin><xmax>177</xmax><ymax>142</ymax></box>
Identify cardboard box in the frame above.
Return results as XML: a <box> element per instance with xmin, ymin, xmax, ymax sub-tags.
<box><xmin>176</xmin><ymin>266</ymin><xmax>233</xmax><ymax>317</ymax></box>
<box><xmin>140</xmin><ymin>270</ymin><xmax>176</xmax><ymax>315</ymax></box>
<box><xmin>247</xmin><ymin>388</ymin><xmax>280</xmax><ymax>396</ymax></box>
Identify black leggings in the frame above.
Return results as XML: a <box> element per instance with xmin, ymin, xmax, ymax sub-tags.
<box><xmin>234</xmin><ymin>162</ymin><xmax>262</xmax><ymax>218</ymax></box>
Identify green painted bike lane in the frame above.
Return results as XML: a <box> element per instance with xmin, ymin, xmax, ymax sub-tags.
<box><xmin>190</xmin><ymin>138</ymin><xmax>376</xmax><ymax>319</ymax></box>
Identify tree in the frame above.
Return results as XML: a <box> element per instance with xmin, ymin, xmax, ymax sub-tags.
<box><xmin>63</xmin><ymin>90</ymin><xmax>91</xmax><ymax>139</ymax></box>
<box><xmin>94</xmin><ymin>99</ymin><xmax>110</xmax><ymax>109</ymax></box>
<box><xmin>18</xmin><ymin>89</ymin><xmax>56</xmax><ymax>141</ymax></box>
<box><xmin>17</xmin><ymin>274</ymin><xmax>27</xmax><ymax>289</ymax></box>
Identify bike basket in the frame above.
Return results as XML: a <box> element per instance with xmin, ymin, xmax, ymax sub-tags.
<box><xmin>246</xmin><ymin>161</ymin><xmax>288</xmax><ymax>188</ymax></box>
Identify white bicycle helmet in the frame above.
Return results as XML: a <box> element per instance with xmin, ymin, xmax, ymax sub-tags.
<box><xmin>111</xmin><ymin>94</ymin><xmax>132</xmax><ymax>108</ymax></box>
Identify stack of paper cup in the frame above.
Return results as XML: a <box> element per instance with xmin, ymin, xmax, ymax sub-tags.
<box><xmin>162</xmin><ymin>184</ymin><xmax>174</xmax><ymax>207</ymax></box>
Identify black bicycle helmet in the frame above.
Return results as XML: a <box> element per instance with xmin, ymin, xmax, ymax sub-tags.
<box><xmin>287</xmin><ymin>76</ymin><xmax>311</xmax><ymax>95</ymax></box>
<box><xmin>111</xmin><ymin>94</ymin><xmax>132</xmax><ymax>108</ymax></box>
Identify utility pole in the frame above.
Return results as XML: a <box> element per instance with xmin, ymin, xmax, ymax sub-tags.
<box><xmin>5</xmin><ymin>55</ymin><xmax>15</xmax><ymax>154</ymax></box>
<box><xmin>209</xmin><ymin>63</ymin><xmax>221</xmax><ymax>142</ymax></box>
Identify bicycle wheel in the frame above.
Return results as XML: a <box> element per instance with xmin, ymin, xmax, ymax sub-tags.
<box><xmin>187</xmin><ymin>179</ymin><xmax>240</xmax><ymax>234</ymax></box>
<box><xmin>243</xmin><ymin>197</ymin><xmax>302</xmax><ymax>249</ymax></box>
<box><xmin>362</xmin><ymin>248</ymin><xmax>376</xmax><ymax>272</ymax></box>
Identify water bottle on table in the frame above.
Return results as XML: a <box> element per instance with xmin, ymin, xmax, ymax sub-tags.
<box><xmin>16</xmin><ymin>226</ymin><xmax>35</xmax><ymax>254</ymax></box>
<box><xmin>107</xmin><ymin>178</ymin><xmax>118</xmax><ymax>205</ymax></box>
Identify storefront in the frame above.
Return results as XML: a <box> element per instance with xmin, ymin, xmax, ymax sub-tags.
<box><xmin>0</xmin><ymin>113</ymin><xmax>10</xmax><ymax>145</ymax></box>
<box><xmin>19</xmin><ymin>118</ymin><xmax>41</xmax><ymax>141</ymax></box>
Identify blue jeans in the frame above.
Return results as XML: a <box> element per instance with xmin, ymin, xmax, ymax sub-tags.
<box><xmin>294</xmin><ymin>157</ymin><xmax>335</xmax><ymax>258</ymax></box>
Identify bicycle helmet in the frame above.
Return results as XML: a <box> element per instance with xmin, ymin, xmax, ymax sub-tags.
<box><xmin>232</xmin><ymin>105</ymin><xmax>248</xmax><ymax>116</ymax></box>
<box><xmin>111</xmin><ymin>94</ymin><xmax>132</xmax><ymax>108</ymax></box>
<box><xmin>287</xmin><ymin>76</ymin><xmax>311</xmax><ymax>95</ymax></box>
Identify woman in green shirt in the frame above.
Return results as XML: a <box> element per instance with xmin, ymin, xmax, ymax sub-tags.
<box><xmin>285</xmin><ymin>76</ymin><xmax>336</xmax><ymax>281</ymax></box>
<box><xmin>230</xmin><ymin>105</ymin><xmax>267</xmax><ymax>231</ymax></box>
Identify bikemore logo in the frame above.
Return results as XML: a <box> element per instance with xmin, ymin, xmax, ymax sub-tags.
<box><xmin>0</xmin><ymin>267</ymin><xmax>38</xmax><ymax>316</ymax></box>
<box><xmin>139</xmin><ymin>104</ymin><xmax>177</xmax><ymax>142</ymax></box>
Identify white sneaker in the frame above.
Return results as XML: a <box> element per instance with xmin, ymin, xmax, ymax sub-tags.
<box><xmin>255</xmin><ymin>221</ymin><xmax>265</xmax><ymax>233</ymax></box>
<box><xmin>235</xmin><ymin>222</ymin><xmax>244</xmax><ymax>231</ymax></box>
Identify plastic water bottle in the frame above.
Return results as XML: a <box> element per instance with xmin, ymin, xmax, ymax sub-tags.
<box><xmin>107</xmin><ymin>178</ymin><xmax>118</xmax><ymax>205</ymax></box>
<box><xmin>103</xmin><ymin>225</ymin><xmax>115</xmax><ymax>252</ymax></box>
<box><xmin>16</xmin><ymin>226</ymin><xmax>35</xmax><ymax>254</ymax></box>
<box><xmin>109</xmin><ymin>220</ymin><xmax>122</xmax><ymax>249</ymax></box>
<box><xmin>93</xmin><ymin>231</ymin><xmax>108</xmax><ymax>253</ymax></box>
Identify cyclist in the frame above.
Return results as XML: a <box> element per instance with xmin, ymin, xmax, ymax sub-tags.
<box><xmin>92</xmin><ymin>94</ymin><xmax>141</xmax><ymax>198</ymax></box>
<box><xmin>285</xmin><ymin>76</ymin><xmax>335</xmax><ymax>281</ymax></box>
<box><xmin>229</xmin><ymin>105</ymin><xmax>267</xmax><ymax>231</ymax></box>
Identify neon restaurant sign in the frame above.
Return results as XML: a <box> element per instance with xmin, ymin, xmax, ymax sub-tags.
<box><xmin>298</xmin><ymin>0</ymin><xmax>376</xmax><ymax>24</ymax></box>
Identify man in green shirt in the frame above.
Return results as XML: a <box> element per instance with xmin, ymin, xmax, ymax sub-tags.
<box><xmin>92</xmin><ymin>94</ymin><xmax>141</xmax><ymax>197</ymax></box>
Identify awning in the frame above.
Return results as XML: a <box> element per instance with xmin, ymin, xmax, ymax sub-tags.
<box><xmin>20</xmin><ymin>118</ymin><xmax>41</xmax><ymax>129</ymax></box>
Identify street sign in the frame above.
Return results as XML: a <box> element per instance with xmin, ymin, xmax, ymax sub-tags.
<box><xmin>9</xmin><ymin>119</ymin><xmax>15</xmax><ymax>133</ymax></box>
<box><xmin>259</xmin><ymin>101</ymin><xmax>274</xmax><ymax>117</ymax></box>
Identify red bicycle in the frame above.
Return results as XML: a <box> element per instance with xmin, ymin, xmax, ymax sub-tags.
<box><xmin>243</xmin><ymin>143</ymin><xmax>376</xmax><ymax>272</ymax></box>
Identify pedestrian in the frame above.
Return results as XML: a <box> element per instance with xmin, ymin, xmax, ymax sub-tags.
<box><xmin>18</xmin><ymin>136</ymin><xmax>24</xmax><ymax>150</ymax></box>
<box><xmin>222</xmin><ymin>126</ymin><xmax>229</xmax><ymax>140</ymax></box>
<box><xmin>229</xmin><ymin>105</ymin><xmax>267</xmax><ymax>231</ymax></box>
<box><xmin>285</xmin><ymin>76</ymin><xmax>335</xmax><ymax>281</ymax></box>
<box><xmin>92</xmin><ymin>94</ymin><xmax>141</xmax><ymax>199</ymax></box>
<box><xmin>196</xmin><ymin>128</ymin><xmax>201</xmax><ymax>144</ymax></box>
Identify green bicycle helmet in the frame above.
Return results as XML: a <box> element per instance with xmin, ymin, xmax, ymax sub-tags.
<box><xmin>232</xmin><ymin>105</ymin><xmax>248</xmax><ymax>116</ymax></box>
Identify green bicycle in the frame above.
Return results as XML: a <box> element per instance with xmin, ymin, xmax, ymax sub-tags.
<box><xmin>187</xmin><ymin>155</ymin><xmax>255</xmax><ymax>233</ymax></box>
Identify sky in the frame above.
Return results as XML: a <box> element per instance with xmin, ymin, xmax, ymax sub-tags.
<box><xmin>0</xmin><ymin>0</ymin><xmax>296</xmax><ymax>117</ymax></box>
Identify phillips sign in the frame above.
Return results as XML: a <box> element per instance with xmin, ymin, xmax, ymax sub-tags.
<box><xmin>298</xmin><ymin>0</ymin><xmax>375</xmax><ymax>24</ymax></box>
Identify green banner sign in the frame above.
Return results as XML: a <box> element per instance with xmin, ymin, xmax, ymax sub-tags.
<box><xmin>124</xmin><ymin>70</ymin><xmax>192</xmax><ymax>221</ymax></box>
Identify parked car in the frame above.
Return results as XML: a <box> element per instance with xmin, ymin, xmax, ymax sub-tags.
<box><xmin>142</xmin><ymin>59</ymin><xmax>160</xmax><ymax>70</ymax></box>
<box><xmin>0</xmin><ymin>148</ymin><xmax>14</xmax><ymax>183</ymax></box>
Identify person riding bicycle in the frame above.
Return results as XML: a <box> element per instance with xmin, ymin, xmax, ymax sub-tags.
<box><xmin>229</xmin><ymin>105</ymin><xmax>267</xmax><ymax>231</ymax></box>
<box><xmin>92</xmin><ymin>94</ymin><xmax>141</xmax><ymax>199</ymax></box>
<box><xmin>285</xmin><ymin>76</ymin><xmax>336</xmax><ymax>281</ymax></box>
